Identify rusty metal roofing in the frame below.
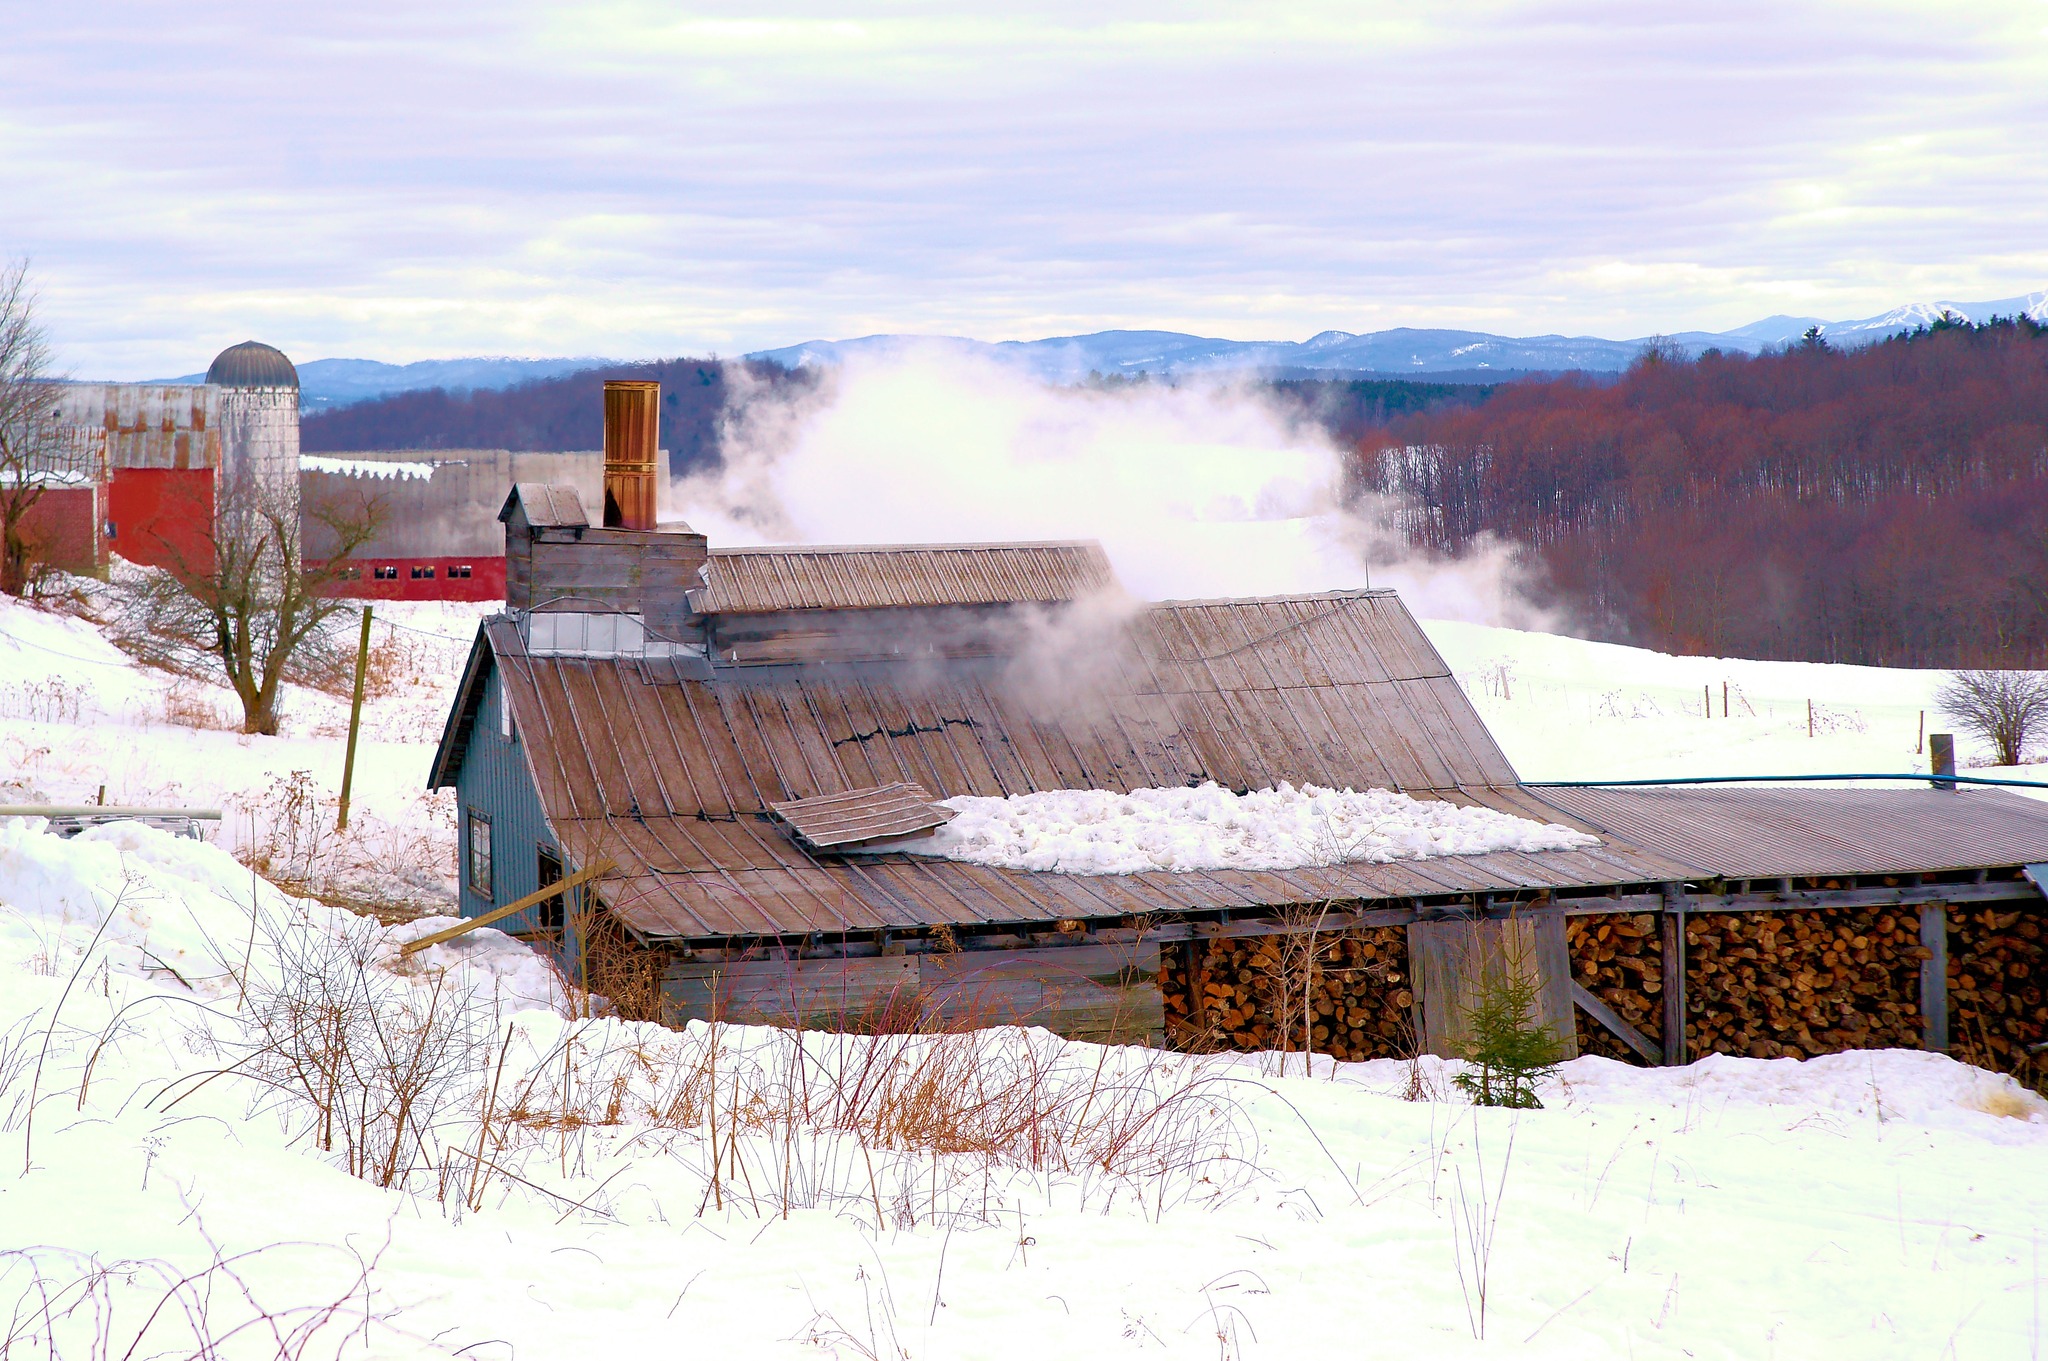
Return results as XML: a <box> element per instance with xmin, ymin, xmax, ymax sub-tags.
<box><xmin>501</xmin><ymin>483</ymin><xmax>589</xmax><ymax>528</ymax></box>
<box><xmin>449</xmin><ymin>589</ymin><xmax>1729</xmax><ymax>939</ymax></box>
<box><xmin>688</xmin><ymin>541</ymin><xmax>1118</xmax><ymax>613</ymax></box>
<box><xmin>1529</xmin><ymin>785</ymin><xmax>2048</xmax><ymax>880</ymax></box>
<box><xmin>769</xmin><ymin>783</ymin><xmax>957</xmax><ymax>851</ymax></box>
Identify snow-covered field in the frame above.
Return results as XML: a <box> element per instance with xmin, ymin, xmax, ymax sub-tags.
<box><xmin>3</xmin><ymin>593</ymin><xmax>2046</xmax><ymax>1358</ymax></box>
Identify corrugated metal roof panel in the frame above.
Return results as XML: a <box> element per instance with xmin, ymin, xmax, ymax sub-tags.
<box><xmin>690</xmin><ymin>541</ymin><xmax>1118</xmax><ymax>613</ymax></box>
<box><xmin>769</xmin><ymin>783</ymin><xmax>957</xmax><ymax>850</ymax></box>
<box><xmin>1530</xmin><ymin>785</ymin><xmax>2048</xmax><ymax>880</ymax></box>
<box><xmin>469</xmin><ymin>593</ymin><xmax>2048</xmax><ymax>942</ymax></box>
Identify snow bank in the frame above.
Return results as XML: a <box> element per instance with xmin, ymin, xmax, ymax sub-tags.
<box><xmin>0</xmin><ymin>817</ymin><xmax>563</xmax><ymax>1012</ymax></box>
<box><xmin>900</xmin><ymin>781</ymin><xmax>1597</xmax><ymax>874</ymax></box>
<box><xmin>301</xmin><ymin>454</ymin><xmax>436</xmax><ymax>480</ymax></box>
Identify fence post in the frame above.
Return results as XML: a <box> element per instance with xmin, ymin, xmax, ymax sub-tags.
<box><xmin>337</xmin><ymin>606</ymin><xmax>373</xmax><ymax>831</ymax></box>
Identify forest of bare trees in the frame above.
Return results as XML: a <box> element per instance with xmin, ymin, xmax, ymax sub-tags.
<box><xmin>1355</xmin><ymin>318</ymin><xmax>2048</xmax><ymax>666</ymax></box>
<box><xmin>301</xmin><ymin>359</ymin><xmax>816</xmax><ymax>478</ymax></box>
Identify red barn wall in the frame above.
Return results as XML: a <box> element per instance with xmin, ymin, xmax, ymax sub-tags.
<box><xmin>109</xmin><ymin>468</ymin><xmax>215</xmax><ymax>570</ymax></box>
<box><xmin>324</xmin><ymin>556</ymin><xmax>507</xmax><ymax>602</ymax></box>
<box><xmin>18</xmin><ymin>485</ymin><xmax>108</xmax><ymax>576</ymax></box>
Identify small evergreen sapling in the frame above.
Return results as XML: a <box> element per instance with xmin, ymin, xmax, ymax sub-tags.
<box><xmin>1453</xmin><ymin>966</ymin><xmax>1565</xmax><ymax>1109</ymax></box>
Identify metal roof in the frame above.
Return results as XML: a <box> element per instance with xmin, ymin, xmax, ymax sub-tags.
<box><xmin>205</xmin><ymin>341</ymin><xmax>299</xmax><ymax>389</ymax></box>
<box><xmin>1529</xmin><ymin>785</ymin><xmax>2048</xmax><ymax>880</ymax></box>
<box><xmin>688</xmin><ymin>541</ymin><xmax>1117</xmax><ymax>613</ymax></box>
<box><xmin>500</xmin><ymin>483</ymin><xmax>590</xmax><ymax>529</ymax></box>
<box><xmin>453</xmin><ymin>591</ymin><xmax>1710</xmax><ymax>939</ymax></box>
<box><xmin>768</xmin><ymin>783</ymin><xmax>956</xmax><ymax>851</ymax></box>
<box><xmin>439</xmin><ymin>569</ymin><xmax>2048</xmax><ymax>942</ymax></box>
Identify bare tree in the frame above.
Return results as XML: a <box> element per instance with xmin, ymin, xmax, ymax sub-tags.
<box><xmin>128</xmin><ymin>482</ymin><xmax>382</xmax><ymax>735</ymax></box>
<box><xmin>0</xmin><ymin>259</ymin><xmax>66</xmax><ymax>595</ymax></box>
<box><xmin>1936</xmin><ymin>669</ymin><xmax>2048</xmax><ymax>767</ymax></box>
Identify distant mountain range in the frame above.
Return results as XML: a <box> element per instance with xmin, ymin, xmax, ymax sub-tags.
<box><xmin>748</xmin><ymin>289</ymin><xmax>2048</xmax><ymax>382</ymax></box>
<box><xmin>165</xmin><ymin>289</ymin><xmax>2046</xmax><ymax>408</ymax></box>
<box><xmin>158</xmin><ymin>356</ymin><xmax>611</xmax><ymax>410</ymax></box>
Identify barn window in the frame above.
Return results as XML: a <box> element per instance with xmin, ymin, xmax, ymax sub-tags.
<box><xmin>466</xmin><ymin>809</ymin><xmax>493</xmax><ymax>897</ymax></box>
<box><xmin>374</xmin><ymin>565</ymin><xmax>399</xmax><ymax>580</ymax></box>
<box><xmin>452</xmin><ymin>564</ymin><xmax>473</xmax><ymax>579</ymax></box>
<box><xmin>410</xmin><ymin>565</ymin><xmax>436</xmax><ymax>580</ymax></box>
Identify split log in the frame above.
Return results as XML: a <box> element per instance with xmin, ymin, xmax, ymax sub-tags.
<box><xmin>1161</xmin><ymin>926</ymin><xmax>1414</xmax><ymax>1061</ymax></box>
<box><xmin>1947</xmin><ymin>907</ymin><xmax>2047</xmax><ymax>1087</ymax></box>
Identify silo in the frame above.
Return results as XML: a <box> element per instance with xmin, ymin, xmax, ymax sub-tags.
<box><xmin>206</xmin><ymin>341</ymin><xmax>301</xmax><ymax>522</ymax></box>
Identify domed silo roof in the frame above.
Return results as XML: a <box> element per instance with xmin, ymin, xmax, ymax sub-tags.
<box><xmin>206</xmin><ymin>341</ymin><xmax>299</xmax><ymax>389</ymax></box>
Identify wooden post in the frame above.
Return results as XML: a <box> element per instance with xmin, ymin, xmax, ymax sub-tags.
<box><xmin>1807</xmin><ymin>698</ymin><xmax>1814</xmax><ymax>738</ymax></box>
<box><xmin>337</xmin><ymin>606</ymin><xmax>372</xmax><ymax>832</ymax></box>
<box><xmin>1919</xmin><ymin>903</ymin><xmax>1949</xmax><ymax>1051</ymax></box>
<box><xmin>1916</xmin><ymin>709</ymin><xmax>1925</xmax><ymax>755</ymax></box>
<box><xmin>1660</xmin><ymin>883</ymin><xmax>1687</xmax><ymax>1066</ymax></box>
<box><xmin>1703</xmin><ymin>684</ymin><xmax>1710</xmax><ymax>719</ymax></box>
<box><xmin>1928</xmin><ymin>733</ymin><xmax>1956</xmax><ymax>791</ymax></box>
<box><xmin>1722</xmin><ymin>680</ymin><xmax>1728</xmax><ymax>718</ymax></box>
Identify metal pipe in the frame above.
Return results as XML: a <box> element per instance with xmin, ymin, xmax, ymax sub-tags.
<box><xmin>1525</xmin><ymin>773</ymin><xmax>2048</xmax><ymax>790</ymax></box>
<box><xmin>601</xmin><ymin>380</ymin><xmax>660</xmax><ymax>530</ymax></box>
<box><xmin>0</xmin><ymin>806</ymin><xmax>224</xmax><ymax>818</ymax></box>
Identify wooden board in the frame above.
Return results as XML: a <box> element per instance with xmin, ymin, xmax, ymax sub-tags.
<box><xmin>1407</xmin><ymin>915</ymin><xmax>1577</xmax><ymax>1061</ymax></box>
<box><xmin>661</xmin><ymin>941</ymin><xmax>1163</xmax><ymax>1043</ymax></box>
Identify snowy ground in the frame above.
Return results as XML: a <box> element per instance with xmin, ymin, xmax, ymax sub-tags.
<box><xmin>3</xmin><ymin>595</ymin><xmax>2047</xmax><ymax>1357</ymax></box>
<box><xmin>1424</xmin><ymin>619</ymin><xmax>2048</xmax><ymax>796</ymax></box>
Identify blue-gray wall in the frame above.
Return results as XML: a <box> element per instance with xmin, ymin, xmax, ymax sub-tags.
<box><xmin>454</xmin><ymin>660</ymin><xmax>563</xmax><ymax>935</ymax></box>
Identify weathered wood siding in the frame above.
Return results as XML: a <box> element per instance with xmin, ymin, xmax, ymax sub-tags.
<box><xmin>663</xmin><ymin>941</ymin><xmax>1164</xmax><ymax>1042</ymax></box>
<box><xmin>1408</xmin><ymin>915</ymin><xmax>1577</xmax><ymax>1060</ymax></box>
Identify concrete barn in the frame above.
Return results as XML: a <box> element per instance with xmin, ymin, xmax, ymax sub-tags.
<box><xmin>429</xmin><ymin>381</ymin><xmax>2048</xmax><ymax>1070</ymax></box>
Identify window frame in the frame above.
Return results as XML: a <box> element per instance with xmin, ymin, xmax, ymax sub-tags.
<box><xmin>465</xmin><ymin>807</ymin><xmax>493</xmax><ymax>898</ymax></box>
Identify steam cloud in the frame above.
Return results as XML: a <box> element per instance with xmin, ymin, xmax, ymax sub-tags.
<box><xmin>673</xmin><ymin>347</ymin><xmax>1548</xmax><ymax>626</ymax></box>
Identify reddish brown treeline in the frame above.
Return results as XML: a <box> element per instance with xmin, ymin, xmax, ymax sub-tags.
<box><xmin>1356</xmin><ymin>320</ymin><xmax>2048</xmax><ymax>666</ymax></box>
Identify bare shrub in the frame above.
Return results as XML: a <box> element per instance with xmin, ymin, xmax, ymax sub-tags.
<box><xmin>180</xmin><ymin>906</ymin><xmax>497</xmax><ymax>1191</ymax></box>
<box><xmin>0</xmin><ymin>1230</ymin><xmax>378</xmax><ymax>1359</ymax></box>
<box><xmin>233</xmin><ymin>773</ymin><xmax>456</xmax><ymax>918</ymax></box>
<box><xmin>156</xmin><ymin>676</ymin><xmax>241</xmax><ymax>731</ymax></box>
<box><xmin>1937</xmin><ymin>668</ymin><xmax>2048</xmax><ymax>766</ymax></box>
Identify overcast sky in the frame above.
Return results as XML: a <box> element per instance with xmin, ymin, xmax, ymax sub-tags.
<box><xmin>4</xmin><ymin>1</ymin><xmax>2044</xmax><ymax>378</ymax></box>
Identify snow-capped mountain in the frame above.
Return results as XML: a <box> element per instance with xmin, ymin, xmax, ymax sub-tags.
<box><xmin>747</xmin><ymin>288</ymin><xmax>2048</xmax><ymax>380</ymax></box>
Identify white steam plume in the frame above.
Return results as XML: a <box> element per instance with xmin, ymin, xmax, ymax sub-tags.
<box><xmin>673</xmin><ymin>347</ymin><xmax>1547</xmax><ymax>625</ymax></box>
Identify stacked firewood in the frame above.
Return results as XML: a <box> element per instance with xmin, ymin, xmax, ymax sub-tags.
<box><xmin>1566</xmin><ymin>914</ymin><xmax>1664</xmax><ymax>1062</ymax></box>
<box><xmin>1161</xmin><ymin>928</ymin><xmax>1414</xmax><ymax>1060</ymax></box>
<box><xmin>1948</xmin><ymin>907</ymin><xmax>2047</xmax><ymax>1086</ymax></box>
<box><xmin>1685</xmin><ymin>909</ymin><xmax>1921</xmax><ymax>1058</ymax></box>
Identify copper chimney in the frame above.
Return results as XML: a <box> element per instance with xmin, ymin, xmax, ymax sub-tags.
<box><xmin>601</xmin><ymin>380</ymin><xmax>660</xmax><ymax>530</ymax></box>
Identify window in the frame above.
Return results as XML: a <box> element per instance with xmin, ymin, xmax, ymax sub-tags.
<box><xmin>451</xmin><ymin>564</ymin><xmax>473</xmax><ymax>579</ymax></box>
<box><xmin>410</xmin><ymin>565</ymin><xmax>436</xmax><ymax>580</ymax></box>
<box><xmin>374</xmin><ymin>565</ymin><xmax>399</xmax><ymax>580</ymax></box>
<box><xmin>104</xmin><ymin>520</ymin><xmax>117</xmax><ymax>540</ymax></box>
<box><xmin>536</xmin><ymin>847</ymin><xmax>564</xmax><ymax>933</ymax></box>
<box><xmin>465</xmin><ymin>808</ymin><xmax>493</xmax><ymax>897</ymax></box>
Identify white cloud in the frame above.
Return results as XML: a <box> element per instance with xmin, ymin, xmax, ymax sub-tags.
<box><xmin>1</xmin><ymin>1</ymin><xmax>2043</xmax><ymax>375</ymax></box>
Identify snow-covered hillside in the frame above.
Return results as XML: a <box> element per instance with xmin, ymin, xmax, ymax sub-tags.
<box><xmin>3</xmin><ymin>596</ymin><xmax>2046</xmax><ymax>1358</ymax></box>
<box><xmin>1422</xmin><ymin>618</ymin><xmax>2046</xmax><ymax>795</ymax></box>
